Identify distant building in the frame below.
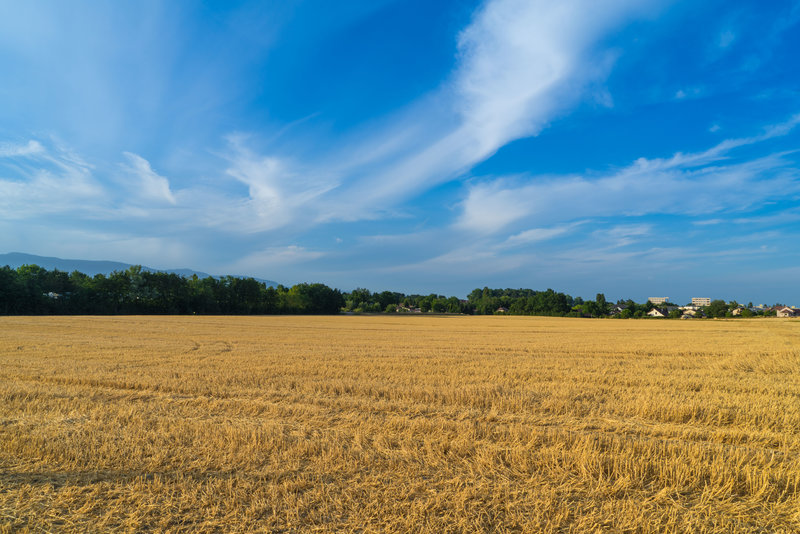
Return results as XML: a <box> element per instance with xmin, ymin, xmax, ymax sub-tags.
<box><xmin>496</xmin><ymin>306</ymin><xmax>509</xmax><ymax>314</ymax></box>
<box><xmin>648</xmin><ymin>297</ymin><xmax>669</xmax><ymax>305</ymax></box>
<box><xmin>692</xmin><ymin>297</ymin><xmax>711</xmax><ymax>307</ymax></box>
<box><xmin>776</xmin><ymin>307</ymin><xmax>800</xmax><ymax>318</ymax></box>
<box><xmin>647</xmin><ymin>308</ymin><xmax>668</xmax><ymax>318</ymax></box>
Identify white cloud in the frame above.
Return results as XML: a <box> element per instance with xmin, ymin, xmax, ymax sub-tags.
<box><xmin>0</xmin><ymin>141</ymin><xmax>107</xmax><ymax>219</ymax></box>
<box><xmin>305</xmin><ymin>0</ymin><xmax>665</xmax><ymax>219</ymax></box>
<box><xmin>598</xmin><ymin>224</ymin><xmax>653</xmax><ymax>248</ymax></box>
<box><xmin>731</xmin><ymin>210</ymin><xmax>800</xmax><ymax>226</ymax></box>
<box><xmin>606</xmin><ymin>224</ymin><xmax>651</xmax><ymax>237</ymax></box>
<box><xmin>646</xmin><ymin>113</ymin><xmax>800</xmax><ymax>170</ymax></box>
<box><xmin>503</xmin><ymin>224</ymin><xmax>580</xmax><ymax>247</ymax></box>
<box><xmin>692</xmin><ymin>218</ymin><xmax>724</xmax><ymax>226</ymax></box>
<box><xmin>0</xmin><ymin>0</ymin><xmax>662</xmax><ymax>237</ymax></box>
<box><xmin>0</xmin><ymin>140</ymin><xmax>45</xmax><ymax>158</ymax></box>
<box><xmin>222</xmin><ymin>138</ymin><xmax>338</xmax><ymax>232</ymax></box>
<box><xmin>121</xmin><ymin>152</ymin><xmax>176</xmax><ymax>205</ymax></box>
<box><xmin>458</xmin><ymin>116</ymin><xmax>800</xmax><ymax>234</ymax></box>
<box><xmin>457</xmin><ymin>180</ymin><xmax>537</xmax><ymax>234</ymax></box>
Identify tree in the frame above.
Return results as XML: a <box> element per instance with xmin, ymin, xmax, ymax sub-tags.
<box><xmin>706</xmin><ymin>299</ymin><xmax>728</xmax><ymax>318</ymax></box>
<box><xmin>0</xmin><ymin>266</ymin><xmax>23</xmax><ymax>314</ymax></box>
<box><xmin>376</xmin><ymin>291</ymin><xmax>400</xmax><ymax>310</ymax></box>
<box><xmin>419</xmin><ymin>296</ymin><xmax>432</xmax><ymax>313</ymax></box>
<box><xmin>348</xmin><ymin>288</ymin><xmax>372</xmax><ymax>311</ymax></box>
<box><xmin>431</xmin><ymin>299</ymin><xmax>446</xmax><ymax>313</ymax></box>
<box><xmin>16</xmin><ymin>264</ymin><xmax>50</xmax><ymax>314</ymax></box>
<box><xmin>595</xmin><ymin>293</ymin><xmax>609</xmax><ymax>316</ymax></box>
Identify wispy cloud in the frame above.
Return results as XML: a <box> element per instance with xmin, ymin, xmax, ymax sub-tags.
<box><xmin>502</xmin><ymin>223</ymin><xmax>582</xmax><ymax>248</ymax></box>
<box><xmin>0</xmin><ymin>0</ymin><xmax>667</xmax><ymax>237</ymax></box>
<box><xmin>2</xmin><ymin>0</ymin><xmax>799</xmax><ymax>301</ymax></box>
<box><xmin>221</xmin><ymin>137</ymin><xmax>339</xmax><ymax>232</ymax></box>
<box><xmin>121</xmin><ymin>152</ymin><xmax>176</xmax><ymax>205</ymax></box>
<box><xmin>0</xmin><ymin>140</ymin><xmax>45</xmax><ymax>158</ymax></box>
<box><xmin>452</xmin><ymin>0</ymin><xmax>643</xmax><ymax>156</ymax></box>
<box><xmin>0</xmin><ymin>140</ymin><xmax>106</xmax><ymax>219</ymax></box>
<box><xmin>692</xmin><ymin>218</ymin><xmax>724</xmax><ymax>226</ymax></box>
<box><xmin>242</xmin><ymin>0</ymin><xmax>666</xmax><ymax>223</ymax></box>
<box><xmin>458</xmin><ymin>115</ymin><xmax>800</xmax><ymax>234</ymax></box>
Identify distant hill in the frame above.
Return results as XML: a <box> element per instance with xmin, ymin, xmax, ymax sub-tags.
<box><xmin>0</xmin><ymin>252</ymin><xmax>278</xmax><ymax>287</ymax></box>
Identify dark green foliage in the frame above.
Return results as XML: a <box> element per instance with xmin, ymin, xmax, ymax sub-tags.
<box><xmin>0</xmin><ymin>264</ymin><xmax>342</xmax><ymax>315</ymax></box>
<box><xmin>0</xmin><ymin>263</ymin><xmax>768</xmax><ymax>319</ymax></box>
<box><xmin>706</xmin><ymin>299</ymin><xmax>729</xmax><ymax>318</ymax></box>
<box><xmin>341</xmin><ymin>291</ymin><xmax>469</xmax><ymax>314</ymax></box>
<box><xmin>466</xmin><ymin>287</ymin><xmax>572</xmax><ymax>316</ymax></box>
<box><xmin>341</xmin><ymin>287</ymin><xmax>621</xmax><ymax>318</ymax></box>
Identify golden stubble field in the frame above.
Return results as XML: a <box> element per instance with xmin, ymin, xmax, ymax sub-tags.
<box><xmin>1</xmin><ymin>315</ymin><xmax>799</xmax><ymax>533</ymax></box>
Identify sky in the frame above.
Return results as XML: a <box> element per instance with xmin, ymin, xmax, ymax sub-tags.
<box><xmin>1</xmin><ymin>0</ymin><xmax>799</xmax><ymax>303</ymax></box>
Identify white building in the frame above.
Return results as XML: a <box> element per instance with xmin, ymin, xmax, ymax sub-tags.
<box><xmin>648</xmin><ymin>297</ymin><xmax>669</xmax><ymax>305</ymax></box>
<box><xmin>692</xmin><ymin>297</ymin><xmax>711</xmax><ymax>307</ymax></box>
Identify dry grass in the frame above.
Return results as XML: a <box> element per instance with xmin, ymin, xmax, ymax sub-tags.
<box><xmin>1</xmin><ymin>315</ymin><xmax>799</xmax><ymax>533</ymax></box>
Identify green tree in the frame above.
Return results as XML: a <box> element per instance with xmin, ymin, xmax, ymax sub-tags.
<box><xmin>706</xmin><ymin>299</ymin><xmax>728</xmax><ymax>318</ymax></box>
<box><xmin>595</xmin><ymin>293</ymin><xmax>609</xmax><ymax>316</ymax></box>
<box><xmin>0</xmin><ymin>266</ymin><xmax>23</xmax><ymax>314</ymax></box>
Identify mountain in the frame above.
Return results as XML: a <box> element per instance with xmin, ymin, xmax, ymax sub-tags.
<box><xmin>0</xmin><ymin>252</ymin><xmax>278</xmax><ymax>287</ymax></box>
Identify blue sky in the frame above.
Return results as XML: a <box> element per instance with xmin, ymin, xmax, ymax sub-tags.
<box><xmin>1</xmin><ymin>0</ymin><xmax>799</xmax><ymax>303</ymax></box>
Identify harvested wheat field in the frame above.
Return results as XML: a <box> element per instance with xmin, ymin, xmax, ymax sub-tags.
<box><xmin>1</xmin><ymin>316</ymin><xmax>799</xmax><ymax>533</ymax></box>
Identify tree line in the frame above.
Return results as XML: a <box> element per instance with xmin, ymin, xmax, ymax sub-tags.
<box><xmin>0</xmin><ymin>263</ymin><xmax>779</xmax><ymax>317</ymax></box>
<box><xmin>0</xmin><ymin>264</ymin><xmax>586</xmax><ymax>316</ymax></box>
<box><xmin>0</xmin><ymin>265</ymin><xmax>343</xmax><ymax>315</ymax></box>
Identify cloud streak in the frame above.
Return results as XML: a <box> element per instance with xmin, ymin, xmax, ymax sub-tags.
<box><xmin>458</xmin><ymin>115</ymin><xmax>800</xmax><ymax>234</ymax></box>
<box><xmin>0</xmin><ymin>0</ymin><xmax>667</xmax><ymax>236</ymax></box>
<box><xmin>0</xmin><ymin>140</ymin><xmax>106</xmax><ymax>219</ymax></box>
<box><xmin>241</xmin><ymin>0</ymin><xmax>666</xmax><ymax>223</ymax></box>
<box><xmin>0</xmin><ymin>140</ymin><xmax>44</xmax><ymax>158</ymax></box>
<box><xmin>122</xmin><ymin>152</ymin><xmax>176</xmax><ymax>205</ymax></box>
